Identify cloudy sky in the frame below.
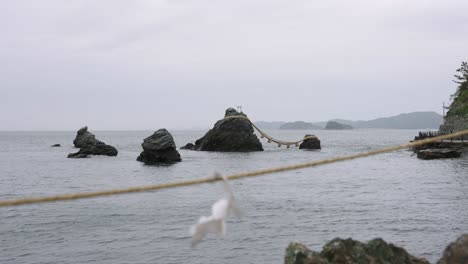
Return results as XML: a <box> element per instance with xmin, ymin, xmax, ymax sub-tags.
<box><xmin>1</xmin><ymin>0</ymin><xmax>467</xmax><ymax>130</ymax></box>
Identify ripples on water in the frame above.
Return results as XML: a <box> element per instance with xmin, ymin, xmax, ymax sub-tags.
<box><xmin>0</xmin><ymin>129</ymin><xmax>467</xmax><ymax>263</ymax></box>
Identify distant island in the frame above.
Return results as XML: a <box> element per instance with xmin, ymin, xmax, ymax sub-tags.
<box><xmin>325</xmin><ymin>121</ymin><xmax>353</xmax><ymax>130</ymax></box>
<box><xmin>255</xmin><ymin>111</ymin><xmax>443</xmax><ymax>130</ymax></box>
<box><xmin>279</xmin><ymin>121</ymin><xmax>321</xmax><ymax>130</ymax></box>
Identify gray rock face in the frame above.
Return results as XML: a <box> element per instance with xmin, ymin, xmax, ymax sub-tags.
<box><xmin>285</xmin><ymin>238</ymin><xmax>429</xmax><ymax>264</ymax></box>
<box><xmin>416</xmin><ymin>148</ymin><xmax>462</xmax><ymax>160</ymax></box>
<box><xmin>325</xmin><ymin>121</ymin><xmax>353</xmax><ymax>130</ymax></box>
<box><xmin>437</xmin><ymin>234</ymin><xmax>468</xmax><ymax>264</ymax></box>
<box><xmin>299</xmin><ymin>135</ymin><xmax>321</xmax><ymax>150</ymax></box>
<box><xmin>68</xmin><ymin>126</ymin><xmax>118</xmax><ymax>158</ymax></box>
<box><xmin>137</xmin><ymin>129</ymin><xmax>181</xmax><ymax>164</ymax></box>
<box><xmin>191</xmin><ymin>108</ymin><xmax>263</xmax><ymax>152</ymax></box>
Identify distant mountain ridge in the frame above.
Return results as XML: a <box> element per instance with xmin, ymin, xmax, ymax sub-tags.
<box><xmin>279</xmin><ymin>121</ymin><xmax>321</xmax><ymax>130</ymax></box>
<box><xmin>255</xmin><ymin>111</ymin><xmax>443</xmax><ymax>130</ymax></box>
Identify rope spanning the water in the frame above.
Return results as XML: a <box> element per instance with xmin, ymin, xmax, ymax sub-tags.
<box><xmin>0</xmin><ymin>129</ymin><xmax>467</xmax><ymax>208</ymax></box>
<box><xmin>224</xmin><ymin>115</ymin><xmax>317</xmax><ymax>148</ymax></box>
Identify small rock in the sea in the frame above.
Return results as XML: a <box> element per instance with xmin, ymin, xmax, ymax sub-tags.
<box><xmin>67</xmin><ymin>126</ymin><xmax>118</xmax><ymax>158</ymax></box>
<box><xmin>136</xmin><ymin>129</ymin><xmax>181</xmax><ymax>164</ymax></box>
<box><xmin>416</xmin><ymin>148</ymin><xmax>462</xmax><ymax>160</ymax></box>
<box><xmin>285</xmin><ymin>237</ymin><xmax>429</xmax><ymax>264</ymax></box>
<box><xmin>299</xmin><ymin>135</ymin><xmax>321</xmax><ymax>150</ymax></box>
<box><xmin>180</xmin><ymin>143</ymin><xmax>196</xmax><ymax>150</ymax></box>
<box><xmin>192</xmin><ymin>107</ymin><xmax>263</xmax><ymax>152</ymax></box>
<box><xmin>51</xmin><ymin>144</ymin><xmax>61</xmax><ymax>147</ymax></box>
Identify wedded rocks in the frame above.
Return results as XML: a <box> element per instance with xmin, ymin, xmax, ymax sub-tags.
<box><xmin>137</xmin><ymin>129</ymin><xmax>181</xmax><ymax>164</ymax></box>
<box><xmin>188</xmin><ymin>108</ymin><xmax>263</xmax><ymax>152</ymax></box>
<box><xmin>68</xmin><ymin>126</ymin><xmax>118</xmax><ymax>158</ymax></box>
<box><xmin>299</xmin><ymin>135</ymin><xmax>321</xmax><ymax>150</ymax></box>
<box><xmin>285</xmin><ymin>238</ymin><xmax>429</xmax><ymax>264</ymax></box>
<box><xmin>416</xmin><ymin>148</ymin><xmax>462</xmax><ymax>160</ymax></box>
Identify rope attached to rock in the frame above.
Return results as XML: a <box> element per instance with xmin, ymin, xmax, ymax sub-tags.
<box><xmin>1</xmin><ymin>129</ymin><xmax>467</xmax><ymax>208</ymax></box>
<box><xmin>224</xmin><ymin>115</ymin><xmax>317</xmax><ymax>148</ymax></box>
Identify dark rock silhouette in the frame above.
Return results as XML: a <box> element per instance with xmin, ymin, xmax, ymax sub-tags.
<box><xmin>180</xmin><ymin>143</ymin><xmax>196</xmax><ymax>150</ymax></box>
<box><xmin>325</xmin><ymin>121</ymin><xmax>353</xmax><ymax>130</ymax></box>
<box><xmin>285</xmin><ymin>238</ymin><xmax>429</xmax><ymax>264</ymax></box>
<box><xmin>137</xmin><ymin>129</ymin><xmax>181</xmax><ymax>164</ymax></box>
<box><xmin>51</xmin><ymin>144</ymin><xmax>61</xmax><ymax>147</ymax></box>
<box><xmin>299</xmin><ymin>135</ymin><xmax>321</xmax><ymax>150</ymax></box>
<box><xmin>285</xmin><ymin>235</ymin><xmax>468</xmax><ymax>264</ymax></box>
<box><xmin>188</xmin><ymin>108</ymin><xmax>263</xmax><ymax>152</ymax></box>
<box><xmin>67</xmin><ymin>126</ymin><xmax>118</xmax><ymax>158</ymax></box>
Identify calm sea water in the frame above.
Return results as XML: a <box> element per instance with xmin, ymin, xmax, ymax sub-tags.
<box><xmin>0</xmin><ymin>129</ymin><xmax>467</xmax><ymax>263</ymax></box>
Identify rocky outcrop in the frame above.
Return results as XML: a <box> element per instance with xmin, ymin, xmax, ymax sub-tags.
<box><xmin>180</xmin><ymin>143</ymin><xmax>196</xmax><ymax>150</ymax></box>
<box><xmin>439</xmin><ymin>115</ymin><xmax>468</xmax><ymax>135</ymax></box>
<box><xmin>437</xmin><ymin>234</ymin><xmax>468</xmax><ymax>264</ymax></box>
<box><xmin>68</xmin><ymin>126</ymin><xmax>118</xmax><ymax>158</ymax></box>
<box><xmin>137</xmin><ymin>129</ymin><xmax>181</xmax><ymax>164</ymax></box>
<box><xmin>325</xmin><ymin>121</ymin><xmax>353</xmax><ymax>130</ymax></box>
<box><xmin>285</xmin><ymin>235</ymin><xmax>468</xmax><ymax>264</ymax></box>
<box><xmin>188</xmin><ymin>108</ymin><xmax>263</xmax><ymax>152</ymax></box>
<box><xmin>285</xmin><ymin>238</ymin><xmax>429</xmax><ymax>264</ymax></box>
<box><xmin>299</xmin><ymin>135</ymin><xmax>321</xmax><ymax>150</ymax></box>
<box><xmin>417</xmin><ymin>148</ymin><xmax>462</xmax><ymax>160</ymax></box>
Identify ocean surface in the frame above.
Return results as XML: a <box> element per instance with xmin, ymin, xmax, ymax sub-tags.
<box><xmin>0</xmin><ymin>129</ymin><xmax>467</xmax><ymax>263</ymax></box>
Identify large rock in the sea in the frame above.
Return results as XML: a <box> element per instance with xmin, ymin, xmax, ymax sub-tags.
<box><xmin>68</xmin><ymin>126</ymin><xmax>118</xmax><ymax>158</ymax></box>
<box><xmin>299</xmin><ymin>134</ymin><xmax>321</xmax><ymax>150</ymax></box>
<box><xmin>137</xmin><ymin>129</ymin><xmax>181</xmax><ymax>164</ymax></box>
<box><xmin>416</xmin><ymin>148</ymin><xmax>462</xmax><ymax>160</ymax></box>
<box><xmin>191</xmin><ymin>108</ymin><xmax>263</xmax><ymax>152</ymax></box>
<box><xmin>285</xmin><ymin>238</ymin><xmax>429</xmax><ymax>264</ymax></box>
<box><xmin>325</xmin><ymin>121</ymin><xmax>353</xmax><ymax>130</ymax></box>
<box><xmin>437</xmin><ymin>234</ymin><xmax>468</xmax><ymax>264</ymax></box>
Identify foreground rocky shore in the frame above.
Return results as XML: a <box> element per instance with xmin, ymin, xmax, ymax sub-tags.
<box><xmin>285</xmin><ymin>234</ymin><xmax>468</xmax><ymax>264</ymax></box>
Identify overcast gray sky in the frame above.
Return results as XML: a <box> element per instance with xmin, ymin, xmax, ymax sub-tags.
<box><xmin>1</xmin><ymin>0</ymin><xmax>467</xmax><ymax>130</ymax></box>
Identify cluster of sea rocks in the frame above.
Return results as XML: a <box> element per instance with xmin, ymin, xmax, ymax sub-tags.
<box><xmin>61</xmin><ymin>108</ymin><xmax>321</xmax><ymax>164</ymax></box>
<box><xmin>412</xmin><ymin>132</ymin><xmax>463</xmax><ymax>160</ymax></box>
<box><xmin>285</xmin><ymin>234</ymin><xmax>468</xmax><ymax>264</ymax></box>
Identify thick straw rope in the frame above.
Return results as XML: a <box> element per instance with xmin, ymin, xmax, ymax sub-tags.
<box><xmin>224</xmin><ymin>115</ymin><xmax>317</xmax><ymax>147</ymax></box>
<box><xmin>0</xmin><ymin>129</ymin><xmax>466</xmax><ymax>208</ymax></box>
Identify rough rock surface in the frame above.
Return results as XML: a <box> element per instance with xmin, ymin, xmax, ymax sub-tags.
<box><xmin>325</xmin><ymin>121</ymin><xmax>353</xmax><ymax>130</ymax></box>
<box><xmin>137</xmin><ymin>129</ymin><xmax>181</xmax><ymax>164</ymax></box>
<box><xmin>285</xmin><ymin>238</ymin><xmax>430</xmax><ymax>264</ymax></box>
<box><xmin>299</xmin><ymin>135</ymin><xmax>321</xmax><ymax>150</ymax></box>
<box><xmin>190</xmin><ymin>108</ymin><xmax>263</xmax><ymax>152</ymax></box>
<box><xmin>416</xmin><ymin>148</ymin><xmax>462</xmax><ymax>160</ymax></box>
<box><xmin>437</xmin><ymin>234</ymin><xmax>468</xmax><ymax>264</ymax></box>
<box><xmin>68</xmin><ymin>126</ymin><xmax>118</xmax><ymax>158</ymax></box>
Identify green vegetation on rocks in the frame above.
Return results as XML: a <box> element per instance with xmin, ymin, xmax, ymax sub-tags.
<box><xmin>447</xmin><ymin>61</ymin><xmax>468</xmax><ymax>117</ymax></box>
